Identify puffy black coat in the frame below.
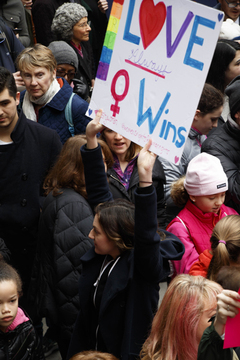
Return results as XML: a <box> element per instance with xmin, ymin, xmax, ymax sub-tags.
<box><xmin>108</xmin><ymin>158</ymin><xmax>166</xmax><ymax>228</ymax></box>
<box><xmin>30</xmin><ymin>188</ymin><xmax>94</xmax><ymax>358</ymax></box>
<box><xmin>0</xmin><ymin>312</ymin><xmax>44</xmax><ymax>360</ymax></box>
<box><xmin>201</xmin><ymin>120</ymin><xmax>240</xmax><ymax>213</ymax></box>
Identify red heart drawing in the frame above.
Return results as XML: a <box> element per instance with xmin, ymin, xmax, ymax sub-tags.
<box><xmin>174</xmin><ymin>156</ymin><xmax>179</xmax><ymax>164</ymax></box>
<box><xmin>139</xmin><ymin>0</ymin><xmax>167</xmax><ymax>50</ymax></box>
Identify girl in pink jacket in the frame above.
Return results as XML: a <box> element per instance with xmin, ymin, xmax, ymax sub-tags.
<box><xmin>167</xmin><ymin>153</ymin><xmax>238</xmax><ymax>274</ymax></box>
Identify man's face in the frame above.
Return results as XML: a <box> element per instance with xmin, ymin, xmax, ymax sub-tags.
<box><xmin>219</xmin><ymin>0</ymin><xmax>240</xmax><ymax>22</ymax></box>
<box><xmin>0</xmin><ymin>88</ymin><xmax>19</xmax><ymax>132</ymax></box>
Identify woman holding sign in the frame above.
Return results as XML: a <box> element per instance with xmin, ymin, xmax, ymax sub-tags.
<box><xmin>100</xmin><ymin>129</ymin><xmax>166</xmax><ymax>228</ymax></box>
<box><xmin>67</xmin><ymin>111</ymin><xmax>184</xmax><ymax>360</ymax></box>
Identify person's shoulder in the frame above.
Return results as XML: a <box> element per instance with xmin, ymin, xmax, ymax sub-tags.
<box><xmin>72</xmin><ymin>92</ymin><xmax>89</xmax><ymax>109</ymax></box>
<box><xmin>25</xmin><ymin>117</ymin><xmax>58</xmax><ymax>137</ymax></box>
<box><xmin>202</xmin><ymin>124</ymin><xmax>228</xmax><ymax>149</ymax></box>
<box><xmin>24</xmin><ymin>116</ymin><xmax>62</xmax><ymax>147</ymax></box>
<box><xmin>221</xmin><ymin>203</ymin><xmax>239</xmax><ymax>215</ymax></box>
<box><xmin>44</xmin><ymin>188</ymin><xmax>92</xmax><ymax>213</ymax></box>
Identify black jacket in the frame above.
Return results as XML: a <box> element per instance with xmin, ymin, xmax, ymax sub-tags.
<box><xmin>108</xmin><ymin>159</ymin><xmax>166</xmax><ymax>228</ymax></box>
<box><xmin>0</xmin><ymin>110</ymin><xmax>62</xmax><ymax>300</ymax></box>
<box><xmin>201</xmin><ymin>119</ymin><xmax>240</xmax><ymax>214</ymax></box>
<box><xmin>67</xmin><ymin>145</ymin><xmax>184</xmax><ymax>360</ymax></box>
<box><xmin>68</xmin><ymin>41</ymin><xmax>93</xmax><ymax>100</ymax></box>
<box><xmin>30</xmin><ymin>188</ymin><xmax>94</xmax><ymax>358</ymax></box>
<box><xmin>0</xmin><ymin>310</ymin><xmax>44</xmax><ymax>360</ymax></box>
<box><xmin>0</xmin><ymin>16</ymin><xmax>24</xmax><ymax>72</ymax></box>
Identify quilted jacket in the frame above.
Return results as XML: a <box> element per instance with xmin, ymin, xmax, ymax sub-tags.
<box><xmin>30</xmin><ymin>188</ymin><xmax>94</xmax><ymax>358</ymax></box>
<box><xmin>20</xmin><ymin>78</ymin><xmax>90</xmax><ymax>144</ymax></box>
<box><xmin>202</xmin><ymin>119</ymin><xmax>240</xmax><ymax>213</ymax></box>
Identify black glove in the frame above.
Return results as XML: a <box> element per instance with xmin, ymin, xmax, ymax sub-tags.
<box><xmin>72</xmin><ymin>78</ymin><xmax>88</xmax><ymax>101</ymax></box>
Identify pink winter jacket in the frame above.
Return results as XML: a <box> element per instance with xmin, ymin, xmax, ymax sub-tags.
<box><xmin>166</xmin><ymin>200</ymin><xmax>238</xmax><ymax>274</ymax></box>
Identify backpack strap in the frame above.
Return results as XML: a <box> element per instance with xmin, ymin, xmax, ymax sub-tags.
<box><xmin>64</xmin><ymin>92</ymin><xmax>75</xmax><ymax>137</ymax></box>
<box><xmin>176</xmin><ymin>216</ymin><xmax>191</xmax><ymax>237</ymax></box>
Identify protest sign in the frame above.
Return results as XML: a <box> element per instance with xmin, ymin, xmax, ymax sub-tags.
<box><xmin>224</xmin><ymin>287</ymin><xmax>240</xmax><ymax>349</ymax></box>
<box><xmin>88</xmin><ymin>0</ymin><xmax>223</xmax><ymax>164</ymax></box>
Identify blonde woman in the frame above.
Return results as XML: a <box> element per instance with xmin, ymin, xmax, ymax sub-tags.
<box><xmin>141</xmin><ymin>275</ymin><xmax>222</xmax><ymax>360</ymax></box>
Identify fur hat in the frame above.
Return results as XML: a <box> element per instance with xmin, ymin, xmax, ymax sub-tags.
<box><xmin>219</xmin><ymin>19</ymin><xmax>240</xmax><ymax>40</ymax></box>
<box><xmin>48</xmin><ymin>41</ymin><xmax>78</xmax><ymax>70</ymax></box>
<box><xmin>51</xmin><ymin>3</ymin><xmax>88</xmax><ymax>42</ymax></box>
<box><xmin>225</xmin><ymin>75</ymin><xmax>240</xmax><ymax>119</ymax></box>
<box><xmin>184</xmin><ymin>153</ymin><xmax>228</xmax><ymax>196</ymax></box>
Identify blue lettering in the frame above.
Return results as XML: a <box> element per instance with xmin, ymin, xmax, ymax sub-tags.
<box><xmin>175</xmin><ymin>127</ymin><xmax>187</xmax><ymax>148</ymax></box>
<box><xmin>137</xmin><ymin>78</ymin><xmax>171</xmax><ymax>134</ymax></box>
<box><xmin>164</xmin><ymin>122</ymin><xmax>176</xmax><ymax>143</ymax></box>
<box><xmin>159</xmin><ymin>119</ymin><xmax>167</xmax><ymax>138</ymax></box>
<box><xmin>123</xmin><ymin>0</ymin><xmax>140</xmax><ymax>45</ymax></box>
<box><xmin>184</xmin><ymin>16</ymin><xmax>215</xmax><ymax>71</ymax></box>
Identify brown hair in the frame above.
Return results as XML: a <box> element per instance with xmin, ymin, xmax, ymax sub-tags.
<box><xmin>95</xmin><ymin>199</ymin><xmax>135</xmax><ymax>252</ymax></box>
<box><xmin>197</xmin><ymin>83</ymin><xmax>223</xmax><ymax>115</ymax></box>
<box><xmin>17</xmin><ymin>44</ymin><xmax>57</xmax><ymax>73</ymax></box>
<box><xmin>44</xmin><ymin>135</ymin><xmax>113</xmax><ymax>197</ymax></box>
<box><xmin>207</xmin><ymin>215</ymin><xmax>240</xmax><ymax>281</ymax></box>
<box><xmin>216</xmin><ymin>265</ymin><xmax>240</xmax><ymax>292</ymax></box>
<box><xmin>170</xmin><ymin>176</ymin><xmax>189</xmax><ymax>207</ymax></box>
<box><xmin>70</xmin><ymin>351</ymin><xmax>119</xmax><ymax>360</ymax></box>
<box><xmin>100</xmin><ymin>129</ymin><xmax>141</xmax><ymax>162</ymax></box>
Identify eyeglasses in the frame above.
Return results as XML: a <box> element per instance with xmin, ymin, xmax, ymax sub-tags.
<box><xmin>56</xmin><ymin>70</ymin><xmax>76</xmax><ymax>80</ymax></box>
<box><xmin>224</xmin><ymin>0</ymin><xmax>240</xmax><ymax>8</ymax></box>
<box><xmin>77</xmin><ymin>21</ymin><xmax>91</xmax><ymax>29</ymax></box>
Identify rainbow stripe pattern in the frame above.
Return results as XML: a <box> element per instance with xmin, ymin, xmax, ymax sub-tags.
<box><xmin>96</xmin><ymin>0</ymin><xmax>124</xmax><ymax>81</ymax></box>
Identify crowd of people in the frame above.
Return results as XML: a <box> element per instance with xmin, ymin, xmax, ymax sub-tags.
<box><xmin>0</xmin><ymin>0</ymin><xmax>240</xmax><ymax>360</ymax></box>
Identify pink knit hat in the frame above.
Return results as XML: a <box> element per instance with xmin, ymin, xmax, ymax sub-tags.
<box><xmin>184</xmin><ymin>153</ymin><xmax>228</xmax><ymax>196</ymax></box>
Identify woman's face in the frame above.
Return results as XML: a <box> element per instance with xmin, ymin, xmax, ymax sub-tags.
<box><xmin>225</xmin><ymin>50</ymin><xmax>240</xmax><ymax>87</ymax></box>
<box><xmin>89</xmin><ymin>215</ymin><xmax>121</xmax><ymax>259</ymax></box>
<box><xmin>196</xmin><ymin>302</ymin><xmax>217</xmax><ymax>344</ymax></box>
<box><xmin>103</xmin><ymin>129</ymin><xmax>131</xmax><ymax>158</ymax></box>
<box><xmin>72</xmin><ymin>17</ymin><xmax>91</xmax><ymax>44</ymax></box>
<box><xmin>21</xmin><ymin>67</ymin><xmax>56</xmax><ymax>99</ymax></box>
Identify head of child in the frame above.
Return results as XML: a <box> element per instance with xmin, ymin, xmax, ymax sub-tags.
<box><xmin>89</xmin><ymin>199</ymin><xmax>135</xmax><ymax>259</ymax></box>
<box><xmin>140</xmin><ymin>275</ymin><xmax>222</xmax><ymax>360</ymax></box>
<box><xmin>70</xmin><ymin>350</ymin><xmax>119</xmax><ymax>360</ymax></box>
<box><xmin>207</xmin><ymin>215</ymin><xmax>240</xmax><ymax>281</ymax></box>
<box><xmin>216</xmin><ymin>264</ymin><xmax>240</xmax><ymax>291</ymax></box>
<box><xmin>0</xmin><ymin>259</ymin><xmax>22</xmax><ymax>332</ymax></box>
<box><xmin>192</xmin><ymin>83</ymin><xmax>223</xmax><ymax>135</ymax></box>
<box><xmin>171</xmin><ymin>153</ymin><xmax>228</xmax><ymax>214</ymax></box>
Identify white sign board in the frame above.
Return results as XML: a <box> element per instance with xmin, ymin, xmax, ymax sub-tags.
<box><xmin>87</xmin><ymin>0</ymin><xmax>223</xmax><ymax>164</ymax></box>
